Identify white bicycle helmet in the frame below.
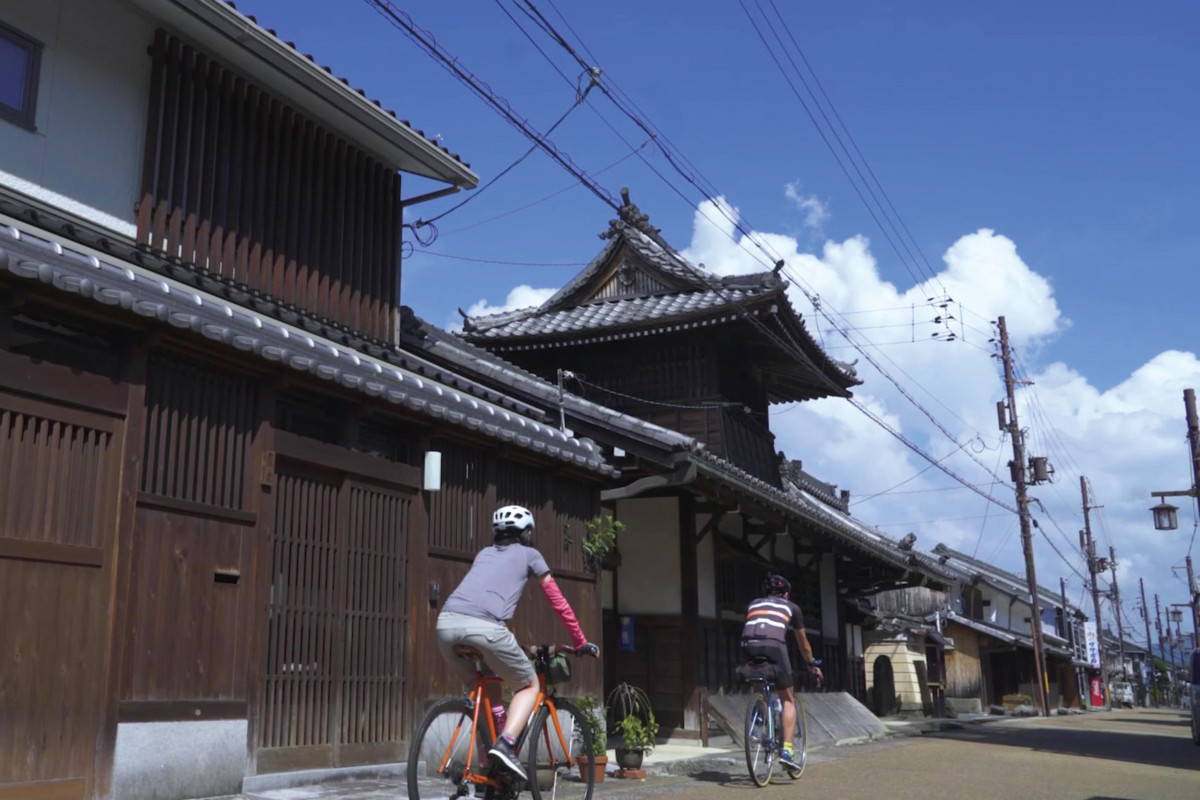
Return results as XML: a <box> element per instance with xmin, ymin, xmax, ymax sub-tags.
<box><xmin>492</xmin><ymin>505</ymin><xmax>535</xmax><ymax>545</ymax></box>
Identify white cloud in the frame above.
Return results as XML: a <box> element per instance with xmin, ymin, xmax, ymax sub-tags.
<box><xmin>680</xmin><ymin>197</ymin><xmax>1200</xmax><ymax>619</ymax></box>
<box><xmin>449</xmin><ymin>285</ymin><xmax>557</xmax><ymax>330</ymax></box>
<box><xmin>785</xmin><ymin>182</ymin><xmax>831</xmax><ymax>232</ymax></box>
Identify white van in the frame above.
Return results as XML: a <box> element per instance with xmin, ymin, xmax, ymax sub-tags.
<box><xmin>1109</xmin><ymin>680</ymin><xmax>1135</xmax><ymax>708</ymax></box>
<box><xmin>1190</xmin><ymin>649</ymin><xmax>1199</xmax><ymax>746</ymax></box>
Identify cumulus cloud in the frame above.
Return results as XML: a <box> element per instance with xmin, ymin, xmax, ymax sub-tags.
<box><xmin>785</xmin><ymin>182</ymin><xmax>831</xmax><ymax>232</ymax></box>
<box><xmin>449</xmin><ymin>285</ymin><xmax>556</xmax><ymax>330</ymax></box>
<box><xmin>680</xmin><ymin>196</ymin><xmax>1199</xmax><ymax>612</ymax></box>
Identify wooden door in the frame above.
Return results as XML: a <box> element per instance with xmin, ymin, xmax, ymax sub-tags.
<box><xmin>256</xmin><ymin>465</ymin><xmax>412</xmax><ymax>772</ymax></box>
<box><xmin>0</xmin><ymin>390</ymin><xmax>121</xmax><ymax>800</ymax></box>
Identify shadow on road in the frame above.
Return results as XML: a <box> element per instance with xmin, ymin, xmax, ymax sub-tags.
<box><xmin>931</xmin><ymin>723</ymin><xmax>1199</xmax><ymax>772</ymax></box>
<box><xmin>1112</xmin><ymin>716</ymin><xmax>1190</xmax><ymax>729</ymax></box>
<box><xmin>689</xmin><ymin>769</ymin><xmax>794</xmax><ymax>789</ymax></box>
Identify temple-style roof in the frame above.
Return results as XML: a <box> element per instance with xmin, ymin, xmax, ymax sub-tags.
<box><xmin>459</xmin><ymin>191</ymin><xmax>860</xmax><ymax>403</ymax></box>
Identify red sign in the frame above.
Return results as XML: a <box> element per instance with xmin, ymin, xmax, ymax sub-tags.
<box><xmin>1090</xmin><ymin>676</ymin><xmax>1104</xmax><ymax>707</ymax></box>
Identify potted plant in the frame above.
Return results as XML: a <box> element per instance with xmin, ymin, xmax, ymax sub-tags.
<box><xmin>574</xmin><ymin>694</ymin><xmax>608</xmax><ymax>783</ymax></box>
<box><xmin>582</xmin><ymin>514</ymin><xmax>624</xmax><ymax>573</ymax></box>
<box><xmin>605</xmin><ymin>682</ymin><xmax>658</xmax><ymax>771</ymax></box>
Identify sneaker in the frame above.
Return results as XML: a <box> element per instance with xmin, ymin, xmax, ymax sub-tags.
<box><xmin>488</xmin><ymin>737</ymin><xmax>527</xmax><ymax>781</ymax></box>
<box><xmin>779</xmin><ymin>747</ymin><xmax>802</xmax><ymax>770</ymax></box>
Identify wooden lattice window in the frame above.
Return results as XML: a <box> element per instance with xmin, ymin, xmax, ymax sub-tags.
<box><xmin>138</xmin><ymin>30</ymin><xmax>402</xmax><ymax>340</ymax></box>
<box><xmin>141</xmin><ymin>353</ymin><xmax>256</xmax><ymax>509</ymax></box>
<box><xmin>427</xmin><ymin>442</ymin><xmax>488</xmax><ymax>553</ymax></box>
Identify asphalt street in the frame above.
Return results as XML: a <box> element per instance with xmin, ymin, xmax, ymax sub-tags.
<box><xmin>214</xmin><ymin>707</ymin><xmax>1198</xmax><ymax>800</ymax></box>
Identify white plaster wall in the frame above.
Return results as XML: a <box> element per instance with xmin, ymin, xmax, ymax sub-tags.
<box><xmin>697</xmin><ymin>513</ymin><xmax>716</xmax><ymax>619</ymax></box>
<box><xmin>864</xmin><ymin>641</ymin><xmax>927</xmax><ymax>713</ymax></box>
<box><xmin>820</xmin><ymin>553</ymin><xmax>839</xmax><ymax>640</ymax></box>
<box><xmin>601</xmin><ymin>568</ymin><xmax>615</xmax><ymax>610</ymax></box>
<box><xmin>0</xmin><ymin>0</ymin><xmax>152</xmax><ymax>237</ymax></box>
<box><xmin>112</xmin><ymin>720</ymin><xmax>246</xmax><ymax>800</ymax></box>
<box><xmin>614</xmin><ymin>497</ymin><xmax>680</xmax><ymax>615</ymax></box>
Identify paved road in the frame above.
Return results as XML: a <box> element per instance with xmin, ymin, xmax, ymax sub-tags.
<box><xmin>643</xmin><ymin>707</ymin><xmax>1199</xmax><ymax>800</ymax></box>
<box><xmin>226</xmin><ymin>708</ymin><xmax>1197</xmax><ymax>800</ymax></box>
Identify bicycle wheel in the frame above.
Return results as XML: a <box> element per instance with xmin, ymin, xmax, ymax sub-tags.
<box><xmin>525</xmin><ymin>697</ymin><xmax>595</xmax><ymax>800</ymax></box>
<box><xmin>408</xmin><ymin>698</ymin><xmax>488</xmax><ymax>800</ymax></box>
<box><xmin>784</xmin><ymin>698</ymin><xmax>807</xmax><ymax>779</ymax></box>
<box><xmin>744</xmin><ymin>694</ymin><xmax>775</xmax><ymax>787</ymax></box>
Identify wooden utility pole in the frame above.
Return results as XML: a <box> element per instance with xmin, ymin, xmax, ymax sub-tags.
<box><xmin>1108</xmin><ymin>546</ymin><xmax>1126</xmax><ymax>679</ymax></box>
<box><xmin>1139</xmin><ymin>578</ymin><xmax>1155</xmax><ymax>707</ymax></box>
<box><xmin>997</xmin><ymin>316</ymin><xmax>1050</xmax><ymax>716</ymax></box>
<box><xmin>1155</xmin><ymin>593</ymin><xmax>1172</xmax><ymax>706</ymax></box>
<box><xmin>1080</xmin><ymin>476</ymin><xmax>1106</xmax><ymax>705</ymax></box>
<box><xmin>1186</xmin><ymin>390</ymin><xmax>1200</xmax><ymax>638</ymax></box>
<box><xmin>1188</xmin><ymin>555</ymin><xmax>1199</xmax><ymax>643</ymax></box>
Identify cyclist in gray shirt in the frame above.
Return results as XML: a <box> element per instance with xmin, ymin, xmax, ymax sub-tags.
<box><xmin>437</xmin><ymin>504</ymin><xmax>599</xmax><ymax>780</ymax></box>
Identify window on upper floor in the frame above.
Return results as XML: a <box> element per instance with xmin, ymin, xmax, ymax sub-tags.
<box><xmin>0</xmin><ymin>20</ymin><xmax>41</xmax><ymax>130</ymax></box>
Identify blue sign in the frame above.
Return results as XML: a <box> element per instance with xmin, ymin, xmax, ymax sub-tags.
<box><xmin>619</xmin><ymin>615</ymin><xmax>635</xmax><ymax>653</ymax></box>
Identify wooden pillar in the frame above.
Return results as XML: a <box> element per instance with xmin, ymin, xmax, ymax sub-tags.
<box><xmin>679</xmin><ymin>492</ymin><xmax>699</xmax><ymax>732</ymax></box>
<box><xmin>96</xmin><ymin>338</ymin><xmax>148</xmax><ymax>799</ymax></box>
<box><xmin>244</xmin><ymin>378</ymin><xmax>279</xmax><ymax>775</ymax></box>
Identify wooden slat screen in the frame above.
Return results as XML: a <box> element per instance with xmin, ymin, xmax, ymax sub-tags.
<box><xmin>138</xmin><ymin>30</ymin><xmax>402</xmax><ymax>341</ymax></box>
<box><xmin>551</xmin><ymin>477</ymin><xmax>598</xmax><ymax>574</ymax></box>
<box><xmin>496</xmin><ymin>461</ymin><xmax>545</xmax><ymax>520</ymax></box>
<box><xmin>427</xmin><ymin>442</ymin><xmax>487</xmax><ymax>553</ymax></box>
<box><xmin>341</xmin><ymin>483</ymin><xmax>409</xmax><ymax>746</ymax></box>
<box><xmin>141</xmin><ymin>354</ymin><xmax>256</xmax><ymax>509</ymax></box>
<box><xmin>262</xmin><ymin>469</ymin><xmax>341</xmax><ymax>749</ymax></box>
<box><xmin>0</xmin><ymin>395</ymin><xmax>117</xmax><ymax>549</ymax></box>
<box><xmin>0</xmin><ymin>393</ymin><xmax>117</xmax><ymax>795</ymax></box>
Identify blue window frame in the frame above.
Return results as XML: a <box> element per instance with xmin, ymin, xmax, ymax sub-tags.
<box><xmin>0</xmin><ymin>20</ymin><xmax>41</xmax><ymax>130</ymax></box>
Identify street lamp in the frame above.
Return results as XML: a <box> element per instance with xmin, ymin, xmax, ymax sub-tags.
<box><xmin>1150</xmin><ymin>497</ymin><xmax>1181</xmax><ymax>531</ymax></box>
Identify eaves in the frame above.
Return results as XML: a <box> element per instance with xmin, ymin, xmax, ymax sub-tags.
<box><xmin>0</xmin><ymin>220</ymin><xmax>614</xmax><ymax>476</ymax></box>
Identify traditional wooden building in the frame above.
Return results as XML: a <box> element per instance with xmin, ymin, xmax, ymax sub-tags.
<box><xmin>460</xmin><ymin>193</ymin><xmax>957</xmax><ymax>736</ymax></box>
<box><xmin>0</xmin><ymin>2</ymin><xmax>611</xmax><ymax>799</ymax></box>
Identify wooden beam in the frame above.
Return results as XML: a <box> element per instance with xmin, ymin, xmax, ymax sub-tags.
<box><xmin>696</xmin><ymin>509</ymin><xmax>724</xmax><ymax>543</ymax></box>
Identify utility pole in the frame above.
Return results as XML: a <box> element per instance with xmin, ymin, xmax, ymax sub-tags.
<box><xmin>1108</xmin><ymin>546</ymin><xmax>1126</xmax><ymax>679</ymax></box>
<box><xmin>997</xmin><ymin>316</ymin><xmax>1050</xmax><ymax>716</ymax></box>
<box><xmin>1140</xmin><ymin>578</ymin><xmax>1155</xmax><ymax>707</ymax></box>
<box><xmin>1189</xmin><ymin>555</ymin><xmax>1200</xmax><ymax>643</ymax></box>
<box><xmin>1080</xmin><ymin>476</ymin><xmax>1106</xmax><ymax>706</ymax></box>
<box><xmin>1155</xmin><ymin>594</ymin><xmax>1172</xmax><ymax>706</ymax></box>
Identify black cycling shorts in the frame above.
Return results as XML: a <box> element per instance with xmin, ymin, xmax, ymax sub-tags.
<box><xmin>741</xmin><ymin>638</ymin><xmax>792</xmax><ymax>688</ymax></box>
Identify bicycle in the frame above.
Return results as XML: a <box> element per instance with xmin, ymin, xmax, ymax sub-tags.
<box><xmin>740</xmin><ymin>657</ymin><xmax>821</xmax><ymax>787</ymax></box>
<box><xmin>408</xmin><ymin>644</ymin><xmax>595</xmax><ymax>800</ymax></box>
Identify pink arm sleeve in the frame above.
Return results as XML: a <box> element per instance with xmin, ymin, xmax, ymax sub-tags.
<box><xmin>540</xmin><ymin>575</ymin><xmax>588</xmax><ymax>650</ymax></box>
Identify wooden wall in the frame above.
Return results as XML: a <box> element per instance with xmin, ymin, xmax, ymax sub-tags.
<box><xmin>944</xmin><ymin>624</ymin><xmax>983</xmax><ymax>701</ymax></box>
<box><xmin>137</xmin><ymin>30</ymin><xmax>402</xmax><ymax>342</ymax></box>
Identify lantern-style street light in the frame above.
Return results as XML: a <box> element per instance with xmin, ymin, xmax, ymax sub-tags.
<box><xmin>1150</xmin><ymin>496</ymin><xmax>1181</xmax><ymax>531</ymax></box>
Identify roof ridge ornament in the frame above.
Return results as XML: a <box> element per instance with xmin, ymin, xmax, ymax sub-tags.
<box><xmin>600</xmin><ymin>187</ymin><xmax>661</xmax><ymax>240</ymax></box>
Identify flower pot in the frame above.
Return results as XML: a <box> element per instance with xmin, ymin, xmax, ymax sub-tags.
<box><xmin>577</xmin><ymin>754</ymin><xmax>607</xmax><ymax>783</ymax></box>
<box><xmin>615</xmin><ymin>748</ymin><xmax>644</xmax><ymax>770</ymax></box>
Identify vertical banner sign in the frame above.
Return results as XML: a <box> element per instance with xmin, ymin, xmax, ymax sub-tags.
<box><xmin>618</xmin><ymin>615</ymin><xmax>635</xmax><ymax>653</ymax></box>
<box><xmin>1083</xmin><ymin>621</ymin><xmax>1101</xmax><ymax>668</ymax></box>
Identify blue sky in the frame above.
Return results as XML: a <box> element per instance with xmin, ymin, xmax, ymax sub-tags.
<box><xmin>241</xmin><ymin>0</ymin><xmax>1200</xmax><ymax>646</ymax></box>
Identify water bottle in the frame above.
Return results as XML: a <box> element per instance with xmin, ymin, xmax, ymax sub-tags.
<box><xmin>771</xmin><ymin>695</ymin><xmax>782</xmax><ymax>723</ymax></box>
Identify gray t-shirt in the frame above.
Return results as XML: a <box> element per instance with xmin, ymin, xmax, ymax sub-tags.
<box><xmin>442</xmin><ymin>542</ymin><xmax>550</xmax><ymax>623</ymax></box>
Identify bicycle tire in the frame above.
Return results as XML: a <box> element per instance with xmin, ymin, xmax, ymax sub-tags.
<box><xmin>525</xmin><ymin>697</ymin><xmax>595</xmax><ymax>800</ymax></box>
<box><xmin>408</xmin><ymin>697</ymin><xmax>489</xmax><ymax>800</ymax></box>
<box><xmin>744</xmin><ymin>694</ymin><xmax>775</xmax><ymax>787</ymax></box>
<box><xmin>784</xmin><ymin>698</ymin><xmax>807</xmax><ymax>779</ymax></box>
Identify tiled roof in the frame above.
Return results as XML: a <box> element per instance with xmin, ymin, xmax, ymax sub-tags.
<box><xmin>464</xmin><ymin>287</ymin><xmax>772</xmax><ymax>342</ymax></box>
<box><xmin>221</xmin><ymin>0</ymin><xmax>469</xmax><ymax>169</ymax></box>
<box><xmin>932</xmin><ymin>543</ymin><xmax>1081</xmax><ymax>613</ymax></box>
<box><xmin>0</xmin><ymin>211</ymin><xmax>613</xmax><ymax>476</ymax></box>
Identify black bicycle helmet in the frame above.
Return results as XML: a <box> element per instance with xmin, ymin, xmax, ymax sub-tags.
<box><xmin>492</xmin><ymin>505</ymin><xmax>535</xmax><ymax>545</ymax></box>
<box><xmin>764</xmin><ymin>572</ymin><xmax>791</xmax><ymax>597</ymax></box>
